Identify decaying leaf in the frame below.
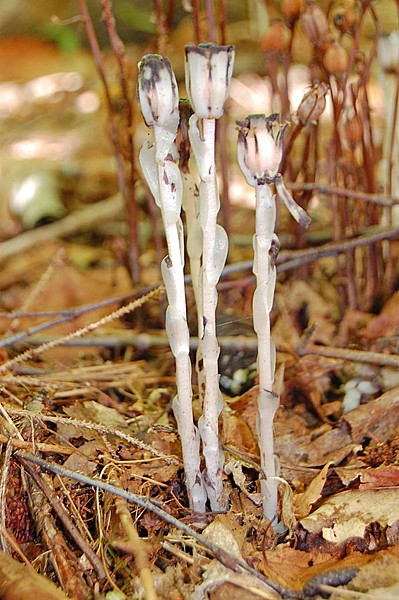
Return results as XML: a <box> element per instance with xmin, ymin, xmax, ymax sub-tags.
<box><xmin>0</xmin><ymin>549</ymin><xmax>69</xmax><ymax>600</ymax></box>
<box><xmin>300</xmin><ymin>489</ymin><xmax>399</xmax><ymax>544</ymax></box>
<box><xmin>293</xmin><ymin>462</ymin><xmax>331</xmax><ymax>519</ymax></box>
<box><xmin>194</xmin><ymin>519</ymin><xmax>281</xmax><ymax>599</ymax></box>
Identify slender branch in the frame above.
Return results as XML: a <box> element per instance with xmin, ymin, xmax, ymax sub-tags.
<box><xmin>6</xmin><ymin>410</ymin><xmax>179</xmax><ymax>465</ymax></box>
<box><xmin>14</xmin><ymin>452</ymin><xmax>289</xmax><ymax>598</ymax></box>
<box><xmin>100</xmin><ymin>0</ymin><xmax>140</xmax><ymax>283</ymax></box>
<box><xmin>286</xmin><ymin>183</ymin><xmax>399</xmax><ymax>207</ymax></box>
<box><xmin>295</xmin><ymin>344</ymin><xmax>399</xmax><ymax>368</ymax></box>
<box><xmin>0</xmin><ymin>194</ymin><xmax>123</xmax><ymax>264</ymax></box>
<box><xmin>0</xmin><ymin>286</ymin><xmax>164</xmax><ymax>373</ymax></box>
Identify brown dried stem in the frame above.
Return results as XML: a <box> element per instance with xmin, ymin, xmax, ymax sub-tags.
<box><xmin>79</xmin><ymin>0</ymin><xmax>140</xmax><ymax>283</ymax></box>
<box><xmin>111</xmin><ymin>475</ymin><xmax>158</xmax><ymax>600</ymax></box>
<box><xmin>21</xmin><ymin>460</ymin><xmax>106</xmax><ymax>580</ymax></box>
<box><xmin>100</xmin><ymin>0</ymin><xmax>140</xmax><ymax>283</ymax></box>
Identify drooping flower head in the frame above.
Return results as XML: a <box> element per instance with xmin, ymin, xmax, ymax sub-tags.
<box><xmin>236</xmin><ymin>113</ymin><xmax>287</xmax><ymax>186</ymax></box>
<box><xmin>184</xmin><ymin>43</ymin><xmax>235</xmax><ymax>119</ymax></box>
<box><xmin>137</xmin><ymin>54</ymin><xmax>179</xmax><ymax>131</ymax></box>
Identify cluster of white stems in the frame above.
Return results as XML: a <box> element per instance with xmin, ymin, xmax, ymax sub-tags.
<box><xmin>137</xmin><ymin>48</ymin><xmax>310</xmax><ymax>520</ymax></box>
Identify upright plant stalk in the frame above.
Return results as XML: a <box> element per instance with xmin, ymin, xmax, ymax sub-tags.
<box><xmin>237</xmin><ymin>114</ymin><xmax>310</xmax><ymax>522</ymax></box>
<box><xmin>177</xmin><ymin>102</ymin><xmax>202</xmax><ymax>330</ymax></box>
<box><xmin>253</xmin><ymin>183</ymin><xmax>279</xmax><ymax>520</ymax></box>
<box><xmin>185</xmin><ymin>43</ymin><xmax>235</xmax><ymax>510</ymax></box>
<box><xmin>138</xmin><ymin>55</ymin><xmax>206</xmax><ymax>513</ymax></box>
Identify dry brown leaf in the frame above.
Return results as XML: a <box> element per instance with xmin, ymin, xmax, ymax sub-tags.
<box><xmin>0</xmin><ymin>549</ymin><xmax>68</xmax><ymax>600</ymax></box>
<box><xmin>261</xmin><ymin>546</ymin><xmax>399</xmax><ymax>594</ymax></box>
<box><xmin>293</xmin><ymin>462</ymin><xmax>331</xmax><ymax>519</ymax></box>
<box><xmin>343</xmin><ymin>387</ymin><xmax>399</xmax><ymax>443</ymax></box>
<box><xmin>300</xmin><ymin>489</ymin><xmax>399</xmax><ymax>544</ymax></box>
<box><xmin>361</xmin><ymin>291</ymin><xmax>399</xmax><ymax>340</ymax></box>
<box><xmin>359</xmin><ymin>466</ymin><xmax>399</xmax><ymax>490</ymax></box>
<box><xmin>195</xmin><ymin>519</ymin><xmax>281</xmax><ymax>599</ymax></box>
<box><xmin>223</xmin><ymin>411</ymin><xmax>257</xmax><ymax>455</ymax></box>
<box><xmin>64</xmin><ymin>400</ymin><xmax>129</xmax><ymax>430</ymax></box>
<box><xmin>62</xmin><ymin>439</ymin><xmax>104</xmax><ymax>477</ymax></box>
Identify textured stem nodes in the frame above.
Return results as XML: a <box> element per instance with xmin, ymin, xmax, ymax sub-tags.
<box><xmin>237</xmin><ymin>113</ymin><xmax>311</xmax><ymax>522</ymax></box>
<box><xmin>138</xmin><ymin>54</ymin><xmax>206</xmax><ymax>513</ymax></box>
<box><xmin>185</xmin><ymin>43</ymin><xmax>235</xmax><ymax>511</ymax></box>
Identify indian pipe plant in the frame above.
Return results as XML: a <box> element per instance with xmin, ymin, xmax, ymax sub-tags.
<box><xmin>137</xmin><ymin>46</ymin><xmax>310</xmax><ymax>522</ymax></box>
<box><xmin>236</xmin><ymin>114</ymin><xmax>311</xmax><ymax>521</ymax></box>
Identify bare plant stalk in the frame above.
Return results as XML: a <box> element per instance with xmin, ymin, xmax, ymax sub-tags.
<box><xmin>100</xmin><ymin>0</ymin><xmax>140</xmax><ymax>283</ymax></box>
<box><xmin>79</xmin><ymin>0</ymin><xmax>140</xmax><ymax>282</ymax></box>
<box><xmin>198</xmin><ymin>117</ymin><xmax>225</xmax><ymax>509</ymax></box>
<box><xmin>185</xmin><ymin>43</ymin><xmax>235</xmax><ymax>510</ymax></box>
<box><xmin>253</xmin><ymin>185</ymin><xmax>279</xmax><ymax>519</ymax></box>
<box><xmin>138</xmin><ymin>55</ymin><xmax>206</xmax><ymax>512</ymax></box>
<box><xmin>237</xmin><ymin>114</ymin><xmax>310</xmax><ymax>522</ymax></box>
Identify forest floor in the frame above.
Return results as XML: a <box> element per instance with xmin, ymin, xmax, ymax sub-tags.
<box><xmin>1</xmin><ymin>35</ymin><xmax>399</xmax><ymax>600</ymax></box>
<box><xmin>1</xmin><ymin>196</ymin><xmax>399</xmax><ymax>600</ymax></box>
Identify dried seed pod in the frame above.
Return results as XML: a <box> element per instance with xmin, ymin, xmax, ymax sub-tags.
<box><xmin>260</xmin><ymin>21</ymin><xmax>289</xmax><ymax>54</ymax></box>
<box><xmin>323</xmin><ymin>41</ymin><xmax>349</xmax><ymax>74</ymax></box>
<box><xmin>300</xmin><ymin>3</ymin><xmax>329</xmax><ymax>48</ymax></box>
<box><xmin>333</xmin><ymin>5</ymin><xmax>357</xmax><ymax>34</ymax></box>
<box><xmin>296</xmin><ymin>81</ymin><xmax>328</xmax><ymax>124</ymax></box>
<box><xmin>378</xmin><ymin>31</ymin><xmax>399</xmax><ymax>74</ymax></box>
<box><xmin>353</xmin><ymin>50</ymin><xmax>366</xmax><ymax>76</ymax></box>
<box><xmin>341</xmin><ymin>109</ymin><xmax>363</xmax><ymax>148</ymax></box>
<box><xmin>281</xmin><ymin>0</ymin><xmax>305</xmax><ymax>24</ymax></box>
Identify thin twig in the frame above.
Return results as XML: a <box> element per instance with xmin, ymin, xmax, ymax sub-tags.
<box><xmin>286</xmin><ymin>182</ymin><xmax>399</xmax><ymax>207</ymax></box>
<box><xmin>112</xmin><ymin>475</ymin><xmax>158</xmax><ymax>600</ymax></box>
<box><xmin>22</xmin><ymin>461</ymin><xmax>106</xmax><ymax>580</ymax></box>
<box><xmin>0</xmin><ymin>441</ymin><xmax>13</xmax><ymax>553</ymax></box>
<box><xmin>100</xmin><ymin>0</ymin><xmax>140</xmax><ymax>283</ymax></box>
<box><xmin>0</xmin><ymin>194</ymin><xmax>123</xmax><ymax>264</ymax></box>
<box><xmin>0</xmin><ymin>286</ymin><xmax>164</xmax><ymax>373</ymax></box>
<box><xmin>296</xmin><ymin>343</ymin><xmax>399</xmax><ymax>368</ymax></box>
<box><xmin>0</xmin><ymin>435</ymin><xmax>74</xmax><ymax>455</ymax></box>
<box><xmin>15</xmin><ymin>451</ymin><xmax>290</xmax><ymax>598</ymax></box>
<box><xmin>5</xmin><ymin>409</ymin><xmax>179</xmax><ymax>465</ymax></box>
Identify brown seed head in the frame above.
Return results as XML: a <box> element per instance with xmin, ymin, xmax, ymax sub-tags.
<box><xmin>300</xmin><ymin>3</ymin><xmax>329</xmax><ymax>48</ymax></box>
<box><xmin>342</xmin><ymin>110</ymin><xmax>363</xmax><ymax>148</ymax></box>
<box><xmin>323</xmin><ymin>41</ymin><xmax>349</xmax><ymax>74</ymax></box>
<box><xmin>281</xmin><ymin>0</ymin><xmax>305</xmax><ymax>23</ymax></box>
<box><xmin>260</xmin><ymin>21</ymin><xmax>289</xmax><ymax>54</ymax></box>
<box><xmin>296</xmin><ymin>81</ymin><xmax>329</xmax><ymax>124</ymax></box>
<box><xmin>333</xmin><ymin>6</ymin><xmax>358</xmax><ymax>34</ymax></box>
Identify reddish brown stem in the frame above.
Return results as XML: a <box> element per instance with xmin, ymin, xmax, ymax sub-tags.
<box><xmin>100</xmin><ymin>0</ymin><xmax>140</xmax><ymax>284</ymax></box>
<box><xmin>191</xmin><ymin>0</ymin><xmax>201</xmax><ymax>44</ymax></box>
<box><xmin>204</xmin><ymin>0</ymin><xmax>217</xmax><ymax>42</ymax></box>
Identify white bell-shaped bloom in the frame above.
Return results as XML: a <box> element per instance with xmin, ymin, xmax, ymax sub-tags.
<box><xmin>185</xmin><ymin>43</ymin><xmax>235</xmax><ymax>119</ymax></box>
<box><xmin>237</xmin><ymin>114</ymin><xmax>285</xmax><ymax>186</ymax></box>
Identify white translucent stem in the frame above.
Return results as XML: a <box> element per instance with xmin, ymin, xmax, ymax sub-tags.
<box><xmin>195</xmin><ymin>117</ymin><xmax>225</xmax><ymax>511</ymax></box>
<box><xmin>182</xmin><ymin>172</ymin><xmax>202</xmax><ymax>328</ymax></box>
<box><xmin>152</xmin><ymin>126</ymin><xmax>206</xmax><ymax>513</ymax></box>
<box><xmin>253</xmin><ymin>184</ymin><xmax>279</xmax><ymax>522</ymax></box>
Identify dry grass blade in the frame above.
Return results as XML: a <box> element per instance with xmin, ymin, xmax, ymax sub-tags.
<box><xmin>0</xmin><ymin>285</ymin><xmax>164</xmax><ymax>374</ymax></box>
<box><xmin>15</xmin><ymin>451</ymin><xmax>290</xmax><ymax>598</ymax></box>
<box><xmin>0</xmin><ymin>549</ymin><xmax>69</xmax><ymax>600</ymax></box>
